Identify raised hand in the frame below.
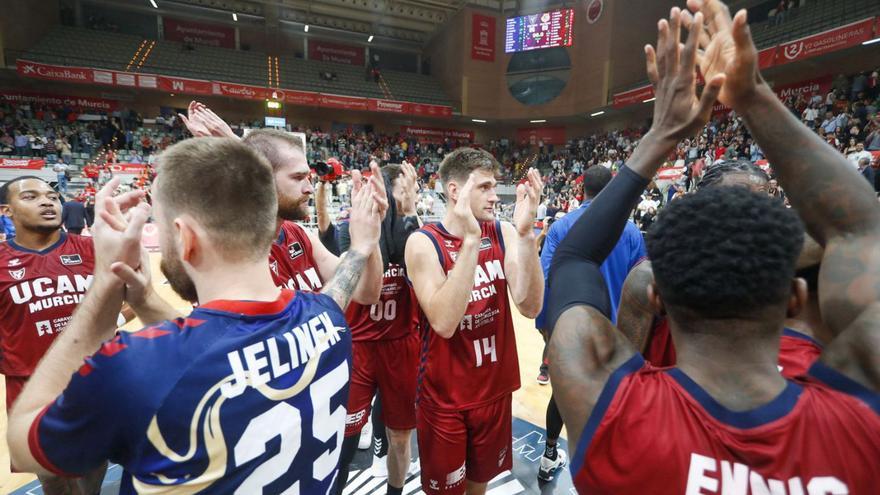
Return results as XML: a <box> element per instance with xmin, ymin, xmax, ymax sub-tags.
<box><xmin>179</xmin><ymin>101</ymin><xmax>209</xmax><ymax>137</ymax></box>
<box><xmin>92</xmin><ymin>177</ymin><xmax>151</xmax><ymax>280</ymax></box>
<box><xmin>346</xmin><ymin>179</ymin><xmax>381</xmax><ymax>255</ymax></box>
<box><xmin>513</xmin><ymin>168</ymin><xmax>543</xmax><ymax>237</ymax></box>
<box><xmin>367</xmin><ymin>162</ymin><xmax>389</xmax><ymax>220</ymax></box>
<box><xmin>399</xmin><ymin>162</ymin><xmax>419</xmax><ymax>216</ymax></box>
<box><xmin>686</xmin><ymin>0</ymin><xmax>762</xmax><ymax>110</ymax></box>
<box><xmin>645</xmin><ymin>7</ymin><xmax>725</xmax><ymax>142</ymax></box>
<box><xmin>180</xmin><ymin>101</ymin><xmax>238</xmax><ymax>139</ymax></box>
<box><xmin>452</xmin><ymin>174</ymin><xmax>481</xmax><ymax>239</ymax></box>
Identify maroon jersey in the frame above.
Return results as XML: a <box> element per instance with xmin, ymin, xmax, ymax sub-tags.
<box><xmin>572</xmin><ymin>355</ymin><xmax>880</xmax><ymax>494</ymax></box>
<box><xmin>269</xmin><ymin>221</ymin><xmax>323</xmax><ymax>292</ymax></box>
<box><xmin>416</xmin><ymin>221</ymin><xmax>519</xmax><ymax>410</ymax></box>
<box><xmin>644</xmin><ymin>318</ymin><xmax>822</xmax><ymax>379</ymax></box>
<box><xmin>0</xmin><ymin>233</ymin><xmax>94</xmax><ymax>376</ymax></box>
<box><xmin>346</xmin><ymin>263</ymin><xmax>418</xmax><ymax>342</ymax></box>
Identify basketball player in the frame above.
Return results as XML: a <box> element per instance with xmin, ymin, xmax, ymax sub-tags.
<box><xmin>406</xmin><ymin>149</ymin><xmax>544</xmax><ymax>495</ymax></box>
<box><xmin>616</xmin><ymin>161</ymin><xmax>828</xmax><ymax>377</ymax></box>
<box><xmin>7</xmin><ymin>137</ymin><xmax>383</xmax><ymax>492</ymax></box>
<box><xmin>182</xmin><ymin>106</ymin><xmax>385</xmax><ymax>305</ymax></box>
<box><xmin>547</xmin><ymin>4</ymin><xmax>880</xmax><ymax>492</ymax></box>
<box><xmin>335</xmin><ymin>163</ymin><xmax>422</xmax><ymax>495</ymax></box>
<box><xmin>0</xmin><ymin>176</ymin><xmax>108</xmax><ymax>494</ymax></box>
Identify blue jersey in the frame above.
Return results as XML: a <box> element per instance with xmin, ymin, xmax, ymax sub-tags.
<box><xmin>29</xmin><ymin>290</ymin><xmax>352</xmax><ymax>494</ymax></box>
<box><xmin>536</xmin><ymin>200</ymin><xmax>646</xmax><ymax>329</ymax></box>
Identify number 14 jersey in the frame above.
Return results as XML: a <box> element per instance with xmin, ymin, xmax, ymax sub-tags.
<box><xmin>415</xmin><ymin>222</ymin><xmax>520</xmax><ymax>410</ymax></box>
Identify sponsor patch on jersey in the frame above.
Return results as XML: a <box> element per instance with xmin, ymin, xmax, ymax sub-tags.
<box><xmin>35</xmin><ymin>320</ymin><xmax>52</xmax><ymax>336</ymax></box>
<box><xmin>479</xmin><ymin>237</ymin><xmax>492</xmax><ymax>251</ymax></box>
<box><xmin>288</xmin><ymin>242</ymin><xmax>304</xmax><ymax>260</ymax></box>
<box><xmin>8</xmin><ymin>258</ymin><xmax>21</xmax><ymax>267</ymax></box>
<box><xmin>9</xmin><ymin>268</ymin><xmax>25</xmax><ymax>280</ymax></box>
<box><xmin>60</xmin><ymin>254</ymin><xmax>83</xmax><ymax>266</ymax></box>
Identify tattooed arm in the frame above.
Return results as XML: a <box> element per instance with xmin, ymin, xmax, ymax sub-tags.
<box><xmin>323</xmin><ymin>250</ymin><xmax>370</xmax><ymax>311</ymax></box>
<box><xmin>616</xmin><ymin>261</ymin><xmax>658</xmax><ymax>354</ymax></box>
<box><xmin>687</xmin><ymin>0</ymin><xmax>880</xmax><ymax>389</ymax></box>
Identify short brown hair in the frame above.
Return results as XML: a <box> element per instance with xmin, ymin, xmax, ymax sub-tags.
<box><xmin>438</xmin><ymin>147</ymin><xmax>499</xmax><ymax>186</ymax></box>
<box><xmin>155</xmin><ymin>137</ymin><xmax>277</xmax><ymax>261</ymax></box>
<box><xmin>381</xmin><ymin>163</ymin><xmax>402</xmax><ymax>183</ymax></box>
<box><xmin>241</xmin><ymin>129</ymin><xmax>305</xmax><ymax>171</ymax></box>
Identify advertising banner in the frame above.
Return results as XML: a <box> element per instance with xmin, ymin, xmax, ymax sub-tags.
<box><xmin>472</xmin><ymin>14</ymin><xmax>497</xmax><ymax>62</ymax></box>
<box><xmin>163</xmin><ymin>18</ymin><xmax>235</xmax><ymax>48</ymax></box>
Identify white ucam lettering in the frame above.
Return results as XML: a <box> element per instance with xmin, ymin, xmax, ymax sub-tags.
<box><xmin>686</xmin><ymin>453</ymin><xmax>849</xmax><ymax>495</ymax></box>
<box><xmin>473</xmin><ymin>260</ymin><xmax>504</xmax><ymax>287</ymax></box>
<box><xmin>10</xmin><ymin>274</ymin><xmax>93</xmax><ymax>305</ymax></box>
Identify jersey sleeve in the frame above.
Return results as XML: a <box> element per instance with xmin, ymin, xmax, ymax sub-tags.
<box><xmin>28</xmin><ymin>334</ymin><xmax>134</xmax><ymax>476</ymax></box>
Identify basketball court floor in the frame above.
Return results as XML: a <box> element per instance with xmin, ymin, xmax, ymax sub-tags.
<box><xmin>1</xmin><ymin>252</ymin><xmax>574</xmax><ymax>494</ymax></box>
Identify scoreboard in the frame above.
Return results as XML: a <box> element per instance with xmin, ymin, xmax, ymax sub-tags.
<box><xmin>505</xmin><ymin>9</ymin><xmax>575</xmax><ymax>53</ymax></box>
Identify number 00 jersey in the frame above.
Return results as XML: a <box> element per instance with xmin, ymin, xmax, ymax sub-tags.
<box><xmin>345</xmin><ymin>263</ymin><xmax>418</xmax><ymax>342</ymax></box>
<box><xmin>28</xmin><ymin>290</ymin><xmax>352</xmax><ymax>495</ymax></box>
<box><xmin>0</xmin><ymin>233</ymin><xmax>95</xmax><ymax>377</ymax></box>
<box><xmin>415</xmin><ymin>222</ymin><xmax>520</xmax><ymax>410</ymax></box>
<box><xmin>572</xmin><ymin>355</ymin><xmax>880</xmax><ymax>494</ymax></box>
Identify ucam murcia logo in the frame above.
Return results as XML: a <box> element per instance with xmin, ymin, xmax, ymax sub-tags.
<box><xmin>270</xmin><ymin>260</ymin><xmax>279</xmax><ymax>276</ymax></box>
<box><xmin>9</xmin><ymin>268</ymin><xmax>25</xmax><ymax>280</ymax></box>
<box><xmin>60</xmin><ymin>254</ymin><xmax>83</xmax><ymax>266</ymax></box>
<box><xmin>479</xmin><ymin>237</ymin><xmax>492</xmax><ymax>250</ymax></box>
<box><xmin>783</xmin><ymin>41</ymin><xmax>804</xmax><ymax>60</ymax></box>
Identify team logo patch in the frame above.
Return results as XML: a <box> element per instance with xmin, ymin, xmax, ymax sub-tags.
<box><xmin>270</xmin><ymin>260</ymin><xmax>279</xmax><ymax>276</ymax></box>
<box><xmin>9</xmin><ymin>268</ymin><xmax>25</xmax><ymax>280</ymax></box>
<box><xmin>449</xmin><ymin>251</ymin><xmax>458</xmax><ymax>262</ymax></box>
<box><xmin>479</xmin><ymin>237</ymin><xmax>492</xmax><ymax>250</ymax></box>
<box><xmin>288</xmin><ymin>242</ymin><xmax>304</xmax><ymax>260</ymax></box>
<box><xmin>8</xmin><ymin>258</ymin><xmax>21</xmax><ymax>267</ymax></box>
<box><xmin>60</xmin><ymin>254</ymin><xmax>83</xmax><ymax>266</ymax></box>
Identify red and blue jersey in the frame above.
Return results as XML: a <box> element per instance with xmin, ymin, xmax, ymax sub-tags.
<box><xmin>28</xmin><ymin>290</ymin><xmax>352</xmax><ymax>494</ymax></box>
<box><xmin>644</xmin><ymin>319</ymin><xmax>822</xmax><ymax>379</ymax></box>
<box><xmin>270</xmin><ymin>221</ymin><xmax>324</xmax><ymax>292</ymax></box>
<box><xmin>571</xmin><ymin>354</ymin><xmax>880</xmax><ymax>494</ymax></box>
<box><xmin>0</xmin><ymin>233</ymin><xmax>94</xmax><ymax>377</ymax></box>
<box><xmin>415</xmin><ymin>221</ymin><xmax>519</xmax><ymax>410</ymax></box>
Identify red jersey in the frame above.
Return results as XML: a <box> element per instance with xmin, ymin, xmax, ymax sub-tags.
<box><xmin>572</xmin><ymin>355</ymin><xmax>880</xmax><ymax>494</ymax></box>
<box><xmin>416</xmin><ymin>222</ymin><xmax>519</xmax><ymax>410</ymax></box>
<box><xmin>345</xmin><ymin>263</ymin><xmax>418</xmax><ymax>342</ymax></box>
<box><xmin>644</xmin><ymin>318</ymin><xmax>822</xmax><ymax>379</ymax></box>
<box><xmin>0</xmin><ymin>233</ymin><xmax>94</xmax><ymax>376</ymax></box>
<box><xmin>269</xmin><ymin>221</ymin><xmax>323</xmax><ymax>292</ymax></box>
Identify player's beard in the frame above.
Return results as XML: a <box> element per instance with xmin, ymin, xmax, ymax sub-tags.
<box><xmin>160</xmin><ymin>246</ymin><xmax>199</xmax><ymax>303</ymax></box>
<box><xmin>277</xmin><ymin>194</ymin><xmax>309</xmax><ymax>221</ymax></box>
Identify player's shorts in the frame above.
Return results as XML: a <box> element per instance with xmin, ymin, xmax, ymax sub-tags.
<box><xmin>5</xmin><ymin>375</ymin><xmax>27</xmax><ymax>413</ymax></box>
<box><xmin>344</xmin><ymin>333</ymin><xmax>419</xmax><ymax>437</ymax></box>
<box><xmin>417</xmin><ymin>394</ymin><xmax>513</xmax><ymax>494</ymax></box>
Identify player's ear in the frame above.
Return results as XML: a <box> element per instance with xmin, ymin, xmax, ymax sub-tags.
<box><xmin>786</xmin><ymin>277</ymin><xmax>808</xmax><ymax>319</ymax></box>
<box><xmin>174</xmin><ymin>216</ymin><xmax>198</xmax><ymax>264</ymax></box>
<box><xmin>0</xmin><ymin>204</ymin><xmax>10</xmax><ymax>217</ymax></box>
<box><xmin>647</xmin><ymin>282</ymin><xmax>666</xmax><ymax>316</ymax></box>
<box><xmin>446</xmin><ymin>180</ymin><xmax>458</xmax><ymax>202</ymax></box>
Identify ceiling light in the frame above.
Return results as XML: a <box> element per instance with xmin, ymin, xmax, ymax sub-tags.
<box><xmin>232</xmin><ymin>12</ymin><xmax>238</xmax><ymax>21</ymax></box>
<box><xmin>367</xmin><ymin>35</ymin><xmax>374</xmax><ymax>43</ymax></box>
<box><xmin>590</xmin><ymin>111</ymin><xmax>605</xmax><ymax>117</ymax></box>
<box><xmin>472</xmin><ymin>119</ymin><xmax>486</xmax><ymax>123</ymax></box>
<box><xmin>530</xmin><ymin>119</ymin><xmax>546</xmax><ymax>123</ymax></box>
<box><xmin>149</xmin><ymin>0</ymin><xmax>158</xmax><ymax>8</ymax></box>
<box><xmin>863</xmin><ymin>37</ymin><xmax>880</xmax><ymax>46</ymax></box>
<box><xmin>304</xmin><ymin>24</ymin><xmax>310</xmax><ymax>32</ymax></box>
<box><xmin>643</xmin><ymin>97</ymin><xmax>656</xmax><ymax>103</ymax></box>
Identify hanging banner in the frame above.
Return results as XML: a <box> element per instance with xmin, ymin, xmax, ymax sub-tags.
<box><xmin>775</xmin><ymin>17</ymin><xmax>876</xmax><ymax>65</ymax></box>
<box><xmin>0</xmin><ymin>90</ymin><xmax>118</xmax><ymax>111</ymax></box>
<box><xmin>15</xmin><ymin>60</ymin><xmax>453</xmax><ymax>118</ymax></box>
<box><xmin>758</xmin><ymin>47</ymin><xmax>777</xmax><ymax>69</ymax></box>
<box><xmin>0</xmin><ymin>158</ymin><xmax>45</xmax><ymax>170</ymax></box>
<box><xmin>402</xmin><ymin>126</ymin><xmax>474</xmax><ymax>141</ymax></box>
<box><xmin>108</xmin><ymin>163</ymin><xmax>148</xmax><ymax>174</ymax></box>
<box><xmin>773</xmin><ymin>74</ymin><xmax>833</xmax><ymax>100</ymax></box>
<box><xmin>471</xmin><ymin>14</ymin><xmax>497</xmax><ymax>62</ymax></box>
<box><xmin>516</xmin><ymin>126</ymin><xmax>566</xmax><ymax>146</ymax></box>
<box><xmin>157</xmin><ymin>75</ymin><xmax>214</xmax><ymax>95</ymax></box>
<box><xmin>308</xmin><ymin>41</ymin><xmax>365</xmax><ymax>66</ymax></box>
<box><xmin>612</xmin><ymin>85</ymin><xmax>654</xmax><ymax>109</ymax></box>
<box><xmin>163</xmin><ymin>18</ymin><xmax>235</xmax><ymax>49</ymax></box>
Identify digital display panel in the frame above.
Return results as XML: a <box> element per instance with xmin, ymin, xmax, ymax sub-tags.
<box><xmin>264</xmin><ymin>116</ymin><xmax>287</xmax><ymax>128</ymax></box>
<box><xmin>505</xmin><ymin>9</ymin><xmax>574</xmax><ymax>53</ymax></box>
